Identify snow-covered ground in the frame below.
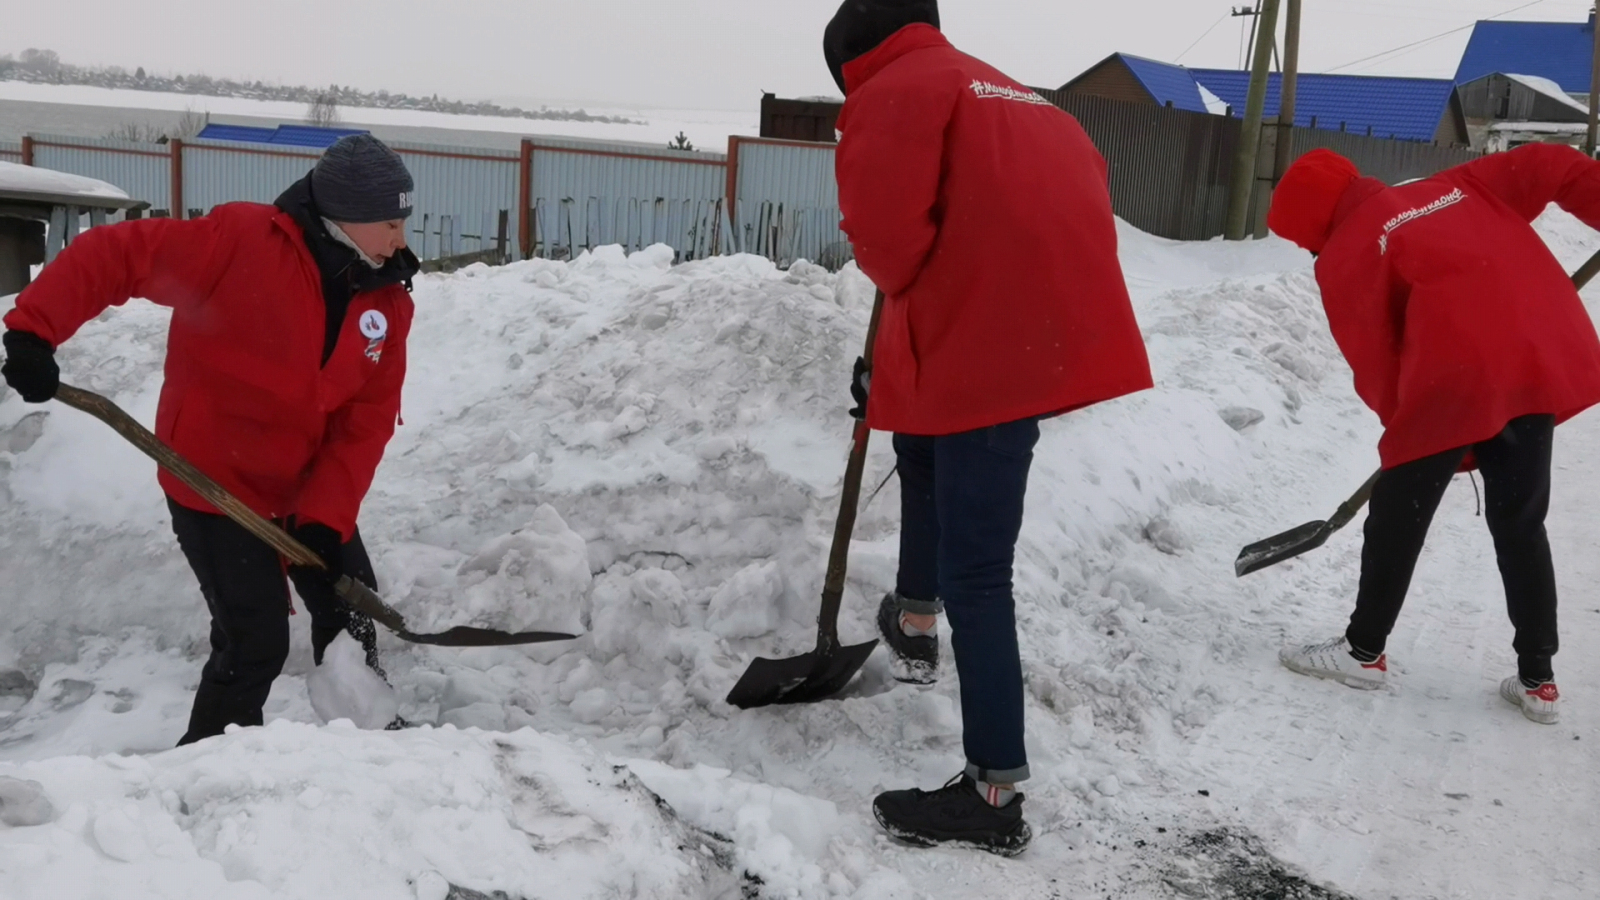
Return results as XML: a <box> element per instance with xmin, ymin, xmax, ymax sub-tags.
<box><xmin>2</xmin><ymin>211</ymin><xmax>1598</xmax><ymax>899</ymax></box>
<box><xmin>0</xmin><ymin>81</ymin><xmax>758</xmax><ymax>148</ymax></box>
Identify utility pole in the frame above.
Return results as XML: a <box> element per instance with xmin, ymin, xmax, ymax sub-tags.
<box><xmin>1274</xmin><ymin>0</ymin><xmax>1303</xmax><ymax>182</ymax></box>
<box><xmin>1244</xmin><ymin>1</ymin><xmax>1263</xmax><ymax>71</ymax></box>
<box><xmin>1588</xmin><ymin>5</ymin><xmax>1599</xmax><ymax>157</ymax></box>
<box><xmin>1232</xmin><ymin>5</ymin><xmax>1259</xmax><ymax>70</ymax></box>
<box><xmin>1227</xmin><ymin>0</ymin><xmax>1282</xmax><ymax>240</ymax></box>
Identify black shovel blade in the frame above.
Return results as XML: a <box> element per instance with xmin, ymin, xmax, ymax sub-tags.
<box><xmin>1235</xmin><ymin>520</ymin><xmax>1333</xmax><ymax>577</ymax></box>
<box><xmin>397</xmin><ymin>626</ymin><xmax>580</xmax><ymax>647</ymax></box>
<box><xmin>725</xmin><ymin>639</ymin><xmax>879</xmax><ymax>709</ymax></box>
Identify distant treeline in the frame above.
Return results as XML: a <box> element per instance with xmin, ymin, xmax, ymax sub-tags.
<box><xmin>0</xmin><ymin>48</ymin><xmax>643</xmax><ymax>125</ymax></box>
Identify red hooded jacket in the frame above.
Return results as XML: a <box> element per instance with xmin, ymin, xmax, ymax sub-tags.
<box><xmin>4</xmin><ymin>203</ymin><xmax>412</xmax><ymax>538</ymax></box>
<box><xmin>835</xmin><ymin>25</ymin><xmax>1152</xmax><ymax>436</ymax></box>
<box><xmin>1313</xmin><ymin>143</ymin><xmax>1600</xmax><ymax>468</ymax></box>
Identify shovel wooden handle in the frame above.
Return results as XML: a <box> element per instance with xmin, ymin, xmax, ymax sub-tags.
<box><xmin>52</xmin><ymin>383</ymin><xmax>412</xmax><ymax>634</ymax></box>
<box><xmin>814</xmin><ymin>289</ymin><xmax>886</xmax><ymax>652</ymax></box>
<box><xmin>55</xmin><ymin>384</ymin><xmax>323</xmax><ymax>566</ymax></box>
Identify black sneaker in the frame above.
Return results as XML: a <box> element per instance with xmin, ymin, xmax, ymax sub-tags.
<box><xmin>876</xmin><ymin>593</ymin><xmax>939</xmax><ymax>684</ymax></box>
<box><xmin>872</xmin><ymin>774</ymin><xmax>1031</xmax><ymax>857</ymax></box>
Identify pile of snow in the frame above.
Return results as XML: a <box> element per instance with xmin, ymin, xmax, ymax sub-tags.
<box><xmin>2</xmin><ymin>208</ymin><xmax>1598</xmax><ymax>898</ymax></box>
<box><xmin>0</xmin><ymin>160</ymin><xmax>130</xmax><ymax>201</ymax></box>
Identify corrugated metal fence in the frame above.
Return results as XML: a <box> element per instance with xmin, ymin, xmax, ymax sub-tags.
<box><xmin>0</xmin><ymin>140</ymin><xmax>21</xmax><ymax>163</ymax></box>
<box><xmin>9</xmin><ymin>92</ymin><xmax>1486</xmax><ymax>264</ymax></box>
<box><xmin>1035</xmin><ymin>89</ymin><xmax>1481</xmax><ymax>240</ymax></box>
<box><xmin>526</xmin><ymin>138</ymin><xmax>727</xmax><ymax>262</ymax></box>
<box><xmin>28</xmin><ymin>134</ymin><xmax>172</xmax><ymax>211</ymax></box>
<box><xmin>729</xmin><ymin>137</ymin><xmax>849</xmax><ymax>267</ymax></box>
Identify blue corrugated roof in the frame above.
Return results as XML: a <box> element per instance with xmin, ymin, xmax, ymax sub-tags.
<box><xmin>1117</xmin><ymin>54</ymin><xmax>1211</xmax><ymax>113</ymax></box>
<box><xmin>1454</xmin><ymin>19</ymin><xmax>1595</xmax><ymax>92</ymax></box>
<box><xmin>269</xmin><ymin>125</ymin><xmax>369</xmax><ymax>148</ymax></box>
<box><xmin>197</xmin><ymin>124</ymin><xmax>278</xmax><ymax>143</ymax></box>
<box><xmin>1190</xmin><ymin>70</ymin><xmax>1453</xmax><ymax>142</ymax></box>
<box><xmin>197</xmin><ymin>123</ymin><xmax>370</xmax><ymax>148</ymax></box>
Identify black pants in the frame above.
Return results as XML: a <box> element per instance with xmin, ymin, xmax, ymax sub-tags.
<box><xmin>895</xmin><ymin>417</ymin><xmax>1040</xmax><ymax>785</ymax></box>
<box><xmin>1346</xmin><ymin>415</ymin><xmax>1558</xmax><ymax>683</ymax></box>
<box><xmin>168</xmin><ymin>498</ymin><xmax>381</xmax><ymax>745</ymax></box>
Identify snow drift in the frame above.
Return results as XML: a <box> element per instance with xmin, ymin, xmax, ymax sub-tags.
<box><xmin>3</xmin><ymin>212</ymin><xmax>1598</xmax><ymax>899</ymax></box>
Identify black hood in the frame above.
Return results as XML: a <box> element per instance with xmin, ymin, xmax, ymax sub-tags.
<box><xmin>823</xmin><ymin>0</ymin><xmax>939</xmax><ymax>95</ymax></box>
<box><xmin>275</xmin><ymin>173</ymin><xmax>419</xmax><ymax>365</ymax></box>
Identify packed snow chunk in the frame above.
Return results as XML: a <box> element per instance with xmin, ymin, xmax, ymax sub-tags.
<box><xmin>306</xmin><ymin>633</ymin><xmax>399</xmax><ymax>730</ymax></box>
<box><xmin>629</xmin><ymin>243</ymin><xmax>677</xmax><ymax>270</ymax></box>
<box><xmin>569</xmin><ymin>687</ymin><xmax>617</xmax><ymax>724</ymax></box>
<box><xmin>90</xmin><ymin>804</ymin><xmax>150</xmax><ymax>861</ymax></box>
<box><xmin>629</xmin><ymin>760</ymin><xmax>841</xmax><ymax>894</ymax></box>
<box><xmin>631</xmin><ymin>568</ymin><xmax>690</xmax><ymax>628</ymax></box>
<box><xmin>706</xmin><ymin>561</ymin><xmax>785</xmax><ymax>640</ymax></box>
<box><xmin>0</xmin><ymin>776</ymin><xmax>54</xmax><ymax>826</ymax></box>
<box><xmin>448</xmin><ymin>504</ymin><xmax>592</xmax><ymax>635</ymax></box>
<box><xmin>412</xmin><ymin>870</ymin><xmax>450</xmax><ymax>900</ymax></box>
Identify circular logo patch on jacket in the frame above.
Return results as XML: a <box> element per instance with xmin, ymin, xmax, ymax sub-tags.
<box><xmin>359</xmin><ymin>310</ymin><xmax>388</xmax><ymax>340</ymax></box>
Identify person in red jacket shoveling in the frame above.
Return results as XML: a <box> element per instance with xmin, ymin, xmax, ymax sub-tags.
<box><xmin>1</xmin><ymin>134</ymin><xmax>421</xmax><ymax>745</ymax></box>
<box><xmin>1269</xmin><ymin>145</ymin><xmax>1600</xmax><ymax>726</ymax></box>
<box><xmin>826</xmin><ymin>0</ymin><xmax>1153</xmax><ymax>855</ymax></box>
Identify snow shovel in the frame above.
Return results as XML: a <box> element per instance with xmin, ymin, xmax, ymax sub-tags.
<box><xmin>1234</xmin><ymin>469</ymin><xmax>1380</xmax><ymax>576</ymax></box>
<box><xmin>725</xmin><ymin>290</ymin><xmax>886</xmax><ymax>709</ymax></box>
<box><xmin>52</xmin><ymin>384</ymin><xmax>578</xmax><ymax>647</ymax></box>
<box><xmin>1236</xmin><ymin>248</ymin><xmax>1600</xmax><ymax>577</ymax></box>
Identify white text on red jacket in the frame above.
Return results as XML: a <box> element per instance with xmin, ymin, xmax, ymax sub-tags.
<box><xmin>1378</xmin><ymin>188</ymin><xmax>1465</xmax><ymax>254</ymax></box>
<box><xmin>969</xmin><ymin>80</ymin><xmax>1052</xmax><ymax>106</ymax></box>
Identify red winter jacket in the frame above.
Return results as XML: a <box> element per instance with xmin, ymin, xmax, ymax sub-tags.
<box><xmin>835</xmin><ymin>25</ymin><xmax>1152</xmax><ymax>436</ymax></box>
<box><xmin>4</xmin><ymin>204</ymin><xmax>413</xmax><ymax>538</ymax></box>
<box><xmin>1314</xmin><ymin>143</ymin><xmax>1600</xmax><ymax>469</ymax></box>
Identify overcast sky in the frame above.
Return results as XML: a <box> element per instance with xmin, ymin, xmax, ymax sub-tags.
<box><xmin>5</xmin><ymin>0</ymin><xmax>1597</xmax><ymax>111</ymax></box>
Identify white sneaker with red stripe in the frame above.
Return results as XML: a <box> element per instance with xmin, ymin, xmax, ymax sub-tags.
<box><xmin>1279</xmin><ymin>636</ymin><xmax>1388</xmax><ymax>690</ymax></box>
<box><xmin>1500</xmin><ymin>677</ymin><xmax>1561</xmax><ymax>725</ymax></box>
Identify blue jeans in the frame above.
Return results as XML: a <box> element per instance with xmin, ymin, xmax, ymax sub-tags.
<box><xmin>892</xmin><ymin>417</ymin><xmax>1040</xmax><ymax>784</ymax></box>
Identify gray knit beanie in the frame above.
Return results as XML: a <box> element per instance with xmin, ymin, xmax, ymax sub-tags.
<box><xmin>312</xmin><ymin>134</ymin><xmax>415</xmax><ymax>223</ymax></box>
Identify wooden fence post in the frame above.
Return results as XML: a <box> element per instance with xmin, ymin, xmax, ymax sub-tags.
<box><xmin>170</xmin><ymin>139</ymin><xmax>185</xmax><ymax>220</ymax></box>
<box><xmin>518</xmin><ymin>138</ymin><xmax>533</xmax><ymax>260</ymax></box>
<box><xmin>725</xmin><ymin>136</ymin><xmax>743</xmax><ymax>243</ymax></box>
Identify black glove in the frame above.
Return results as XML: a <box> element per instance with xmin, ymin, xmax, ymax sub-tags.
<box><xmin>2</xmin><ymin>330</ymin><xmax>60</xmax><ymax>403</ymax></box>
<box><xmin>288</xmin><ymin>520</ymin><xmax>344</xmax><ymax>585</ymax></box>
<box><xmin>848</xmin><ymin>355</ymin><xmax>871</xmax><ymax>420</ymax></box>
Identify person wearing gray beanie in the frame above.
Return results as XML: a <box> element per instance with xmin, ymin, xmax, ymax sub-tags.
<box><xmin>313</xmin><ymin>134</ymin><xmax>416</xmax><ymax>226</ymax></box>
<box><xmin>1</xmin><ymin>129</ymin><xmax>421</xmax><ymax>747</ymax></box>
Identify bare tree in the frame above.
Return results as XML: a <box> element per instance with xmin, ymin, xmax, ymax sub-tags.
<box><xmin>172</xmin><ymin>107</ymin><xmax>209</xmax><ymax>139</ymax></box>
<box><xmin>105</xmin><ymin>121</ymin><xmax>164</xmax><ymax>142</ymax></box>
<box><xmin>104</xmin><ymin>108</ymin><xmax>208</xmax><ymax>144</ymax></box>
<box><xmin>307</xmin><ymin>92</ymin><xmax>341</xmax><ymax>127</ymax></box>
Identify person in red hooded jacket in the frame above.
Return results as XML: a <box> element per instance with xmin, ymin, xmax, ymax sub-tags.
<box><xmin>1269</xmin><ymin>145</ymin><xmax>1600</xmax><ymax>726</ymax></box>
<box><xmin>1</xmin><ymin>134</ymin><xmax>420</xmax><ymax>745</ymax></box>
<box><xmin>825</xmin><ymin>0</ymin><xmax>1152</xmax><ymax>855</ymax></box>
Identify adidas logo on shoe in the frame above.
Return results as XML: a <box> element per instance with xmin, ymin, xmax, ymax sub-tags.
<box><xmin>1279</xmin><ymin>636</ymin><xmax>1387</xmax><ymax>690</ymax></box>
<box><xmin>1501</xmin><ymin>677</ymin><xmax>1560</xmax><ymax>725</ymax></box>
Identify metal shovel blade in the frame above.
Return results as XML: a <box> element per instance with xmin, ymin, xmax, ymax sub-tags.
<box><xmin>1234</xmin><ymin>520</ymin><xmax>1333</xmax><ymax>577</ymax></box>
<box><xmin>397</xmin><ymin>626</ymin><xmax>579</xmax><ymax>647</ymax></box>
<box><xmin>725</xmin><ymin>638</ymin><xmax>879</xmax><ymax>710</ymax></box>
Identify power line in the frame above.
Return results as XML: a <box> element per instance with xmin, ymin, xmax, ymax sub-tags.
<box><xmin>1324</xmin><ymin>0</ymin><xmax>1549</xmax><ymax>73</ymax></box>
<box><xmin>1176</xmin><ymin>11</ymin><xmax>1233</xmax><ymax>63</ymax></box>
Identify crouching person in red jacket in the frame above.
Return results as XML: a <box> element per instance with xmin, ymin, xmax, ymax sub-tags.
<box><xmin>1270</xmin><ymin>146</ymin><xmax>1600</xmax><ymax>725</ymax></box>
<box><xmin>826</xmin><ymin>0</ymin><xmax>1153</xmax><ymax>854</ymax></box>
<box><xmin>1</xmin><ymin>134</ymin><xmax>420</xmax><ymax>745</ymax></box>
